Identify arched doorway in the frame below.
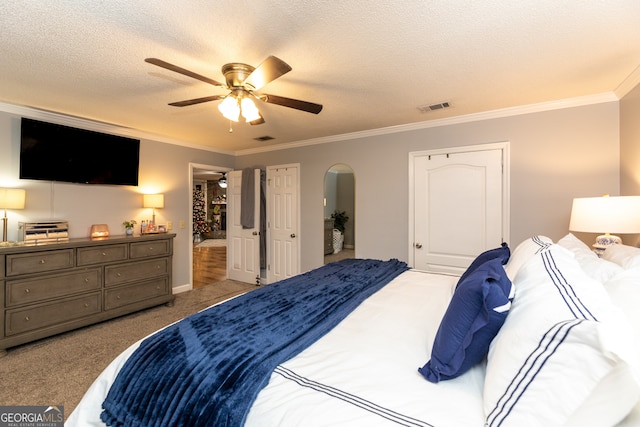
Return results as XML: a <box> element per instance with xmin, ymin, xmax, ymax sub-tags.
<box><xmin>324</xmin><ymin>163</ymin><xmax>355</xmax><ymax>263</ymax></box>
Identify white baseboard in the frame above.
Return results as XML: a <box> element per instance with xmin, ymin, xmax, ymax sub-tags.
<box><xmin>172</xmin><ymin>283</ymin><xmax>193</xmax><ymax>294</ymax></box>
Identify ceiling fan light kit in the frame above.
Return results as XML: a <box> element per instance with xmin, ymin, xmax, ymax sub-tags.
<box><xmin>145</xmin><ymin>56</ymin><xmax>322</xmax><ymax>129</ymax></box>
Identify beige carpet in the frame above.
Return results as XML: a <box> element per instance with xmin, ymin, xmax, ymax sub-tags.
<box><xmin>0</xmin><ymin>279</ymin><xmax>257</xmax><ymax>421</ymax></box>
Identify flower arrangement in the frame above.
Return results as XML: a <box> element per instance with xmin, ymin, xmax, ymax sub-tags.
<box><xmin>122</xmin><ymin>220</ymin><xmax>137</xmax><ymax>229</ymax></box>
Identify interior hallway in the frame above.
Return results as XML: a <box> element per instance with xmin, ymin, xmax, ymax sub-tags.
<box><xmin>194</xmin><ymin>243</ymin><xmax>356</xmax><ymax>289</ymax></box>
<box><xmin>193</xmin><ymin>244</ymin><xmax>226</xmax><ymax>288</ymax></box>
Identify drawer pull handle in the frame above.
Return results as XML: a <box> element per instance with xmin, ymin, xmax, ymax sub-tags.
<box><xmin>25</xmin><ymin>316</ymin><xmax>30</xmax><ymax>321</ymax></box>
<box><xmin>116</xmin><ymin>295</ymin><xmax>121</xmax><ymax>300</ymax></box>
<box><xmin>84</xmin><ymin>303</ymin><xmax>90</xmax><ymax>308</ymax></box>
<box><xmin>40</xmin><ymin>259</ymin><xmax>45</xmax><ymax>264</ymax></box>
<box><xmin>24</xmin><ymin>288</ymin><xmax>30</xmax><ymax>293</ymax></box>
<box><xmin>102</xmin><ymin>252</ymin><xmax>107</xmax><ymax>256</ymax></box>
<box><xmin>84</xmin><ymin>278</ymin><xmax>90</xmax><ymax>283</ymax></box>
<box><xmin>117</xmin><ymin>273</ymin><xmax>122</xmax><ymax>277</ymax></box>
<box><xmin>149</xmin><ymin>247</ymin><xmax>154</xmax><ymax>251</ymax></box>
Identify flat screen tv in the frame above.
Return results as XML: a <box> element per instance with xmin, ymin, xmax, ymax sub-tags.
<box><xmin>20</xmin><ymin>118</ymin><xmax>140</xmax><ymax>186</ymax></box>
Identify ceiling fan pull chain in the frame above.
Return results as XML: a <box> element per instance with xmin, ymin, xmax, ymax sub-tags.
<box><xmin>228</xmin><ymin>120</ymin><xmax>233</xmax><ymax>133</ymax></box>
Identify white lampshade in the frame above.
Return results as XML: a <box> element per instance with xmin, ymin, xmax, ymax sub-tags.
<box><xmin>569</xmin><ymin>195</ymin><xmax>640</xmax><ymax>234</ymax></box>
<box><xmin>218</xmin><ymin>173</ymin><xmax>227</xmax><ymax>189</ymax></box>
<box><xmin>0</xmin><ymin>188</ymin><xmax>26</xmax><ymax>209</ymax></box>
<box><xmin>218</xmin><ymin>96</ymin><xmax>240</xmax><ymax>122</ymax></box>
<box><xmin>240</xmin><ymin>97</ymin><xmax>261</xmax><ymax>122</ymax></box>
<box><xmin>143</xmin><ymin>194</ymin><xmax>164</xmax><ymax>209</ymax></box>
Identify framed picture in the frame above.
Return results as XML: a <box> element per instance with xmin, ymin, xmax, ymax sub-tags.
<box><xmin>157</xmin><ymin>224</ymin><xmax>167</xmax><ymax>233</ymax></box>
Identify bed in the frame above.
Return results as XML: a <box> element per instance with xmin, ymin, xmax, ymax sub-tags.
<box><xmin>67</xmin><ymin>235</ymin><xmax>640</xmax><ymax>427</ymax></box>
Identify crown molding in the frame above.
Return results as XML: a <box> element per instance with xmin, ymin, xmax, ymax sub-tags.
<box><xmin>0</xmin><ymin>92</ymin><xmax>620</xmax><ymax>158</ymax></box>
<box><xmin>615</xmin><ymin>63</ymin><xmax>640</xmax><ymax>99</ymax></box>
<box><xmin>0</xmin><ymin>101</ymin><xmax>236</xmax><ymax>156</ymax></box>
<box><xmin>234</xmin><ymin>92</ymin><xmax>618</xmax><ymax>156</ymax></box>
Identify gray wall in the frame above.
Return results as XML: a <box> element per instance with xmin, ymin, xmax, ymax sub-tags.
<box><xmin>0</xmin><ymin>96</ymin><xmax>627</xmax><ymax>285</ymax></box>
<box><xmin>0</xmin><ymin>111</ymin><xmax>234</xmax><ymax>289</ymax></box>
<box><xmin>236</xmin><ymin>101</ymin><xmax>621</xmax><ymax>273</ymax></box>
<box><xmin>621</xmin><ymin>82</ymin><xmax>640</xmax><ymax>195</ymax></box>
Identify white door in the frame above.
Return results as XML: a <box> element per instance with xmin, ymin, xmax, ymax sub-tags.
<box><xmin>410</xmin><ymin>144</ymin><xmax>508</xmax><ymax>274</ymax></box>
<box><xmin>267</xmin><ymin>164</ymin><xmax>300</xmax><ymax>284</ymax></box>
<box><xmin>227</xmin><ymin>169</ymin><xmax>261</xmax><ymax>284</ymax></box>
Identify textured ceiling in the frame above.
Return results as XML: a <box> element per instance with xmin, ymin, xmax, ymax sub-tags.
<box><xmin>1</xmin><ymin>1</ymin><xmax>639</xmax><ymax>154</ymax></box>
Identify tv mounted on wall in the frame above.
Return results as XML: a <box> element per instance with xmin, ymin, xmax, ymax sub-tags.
<box><xmin>19</xmin><ymin>118</ymin><xmax>140</xmax><ymax>186</ymax></box>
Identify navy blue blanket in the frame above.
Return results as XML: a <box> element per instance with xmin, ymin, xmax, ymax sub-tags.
<box><xmin>101</xmin><ymin>258</ymin><xmax>408</xmax><ymax>427</ymax></box>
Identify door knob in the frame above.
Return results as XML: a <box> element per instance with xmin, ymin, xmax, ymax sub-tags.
<box><xmin>252</xmin><ymin>231</ymin><xmax>258</xmax><ymax>235</ymax></box>
<box><xmin>415</xmin><ymin>243</ymin><xmax>423</xmax><ymax>249</ymax></box>
<box><xmin>290</xmin><ymin>233</ymin><xmax>296</xmax><ymax>238</ymax></box>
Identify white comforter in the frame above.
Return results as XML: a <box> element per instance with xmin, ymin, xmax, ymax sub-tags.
<box><xmin>68</xmin><ymin>270</ymin><xmax>487</xmax><ymax>426</ymax></box>
<box><xmin>67</xmin><ymin>264</ymin><xmax>640</xmax><ymax>426</ymax></box>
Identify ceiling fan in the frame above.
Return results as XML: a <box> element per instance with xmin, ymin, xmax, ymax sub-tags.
<box><xmin>145</xmin><ymin>56</ymin><xmax>322</xmax><ymax>125</ymax></box>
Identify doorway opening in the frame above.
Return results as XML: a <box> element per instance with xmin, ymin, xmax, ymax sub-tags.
<box><xmin>324</xmin><ymin>163</ymin><xmax>355</xmax><ymax>264</ymax></box>
<box><xmin>191</xmin><ymin>164</ymin><xmax>231</xmax><ymax>288</ymax></box>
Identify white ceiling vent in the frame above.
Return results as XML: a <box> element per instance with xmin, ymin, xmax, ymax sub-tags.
<box><xmin>417</xmin><ymin>102</ymin><xmax>451</xmax><ymax>113</ymax></box>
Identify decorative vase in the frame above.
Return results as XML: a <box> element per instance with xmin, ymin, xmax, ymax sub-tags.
<box><xmin>194</xmin><ymin>233</ymin><xmax>203</xmax><ymax>243</ymax></box>
<box><xmin>332</xmin><ymin>229</ymin><xmax>344</xmax><ymax>254</ymax></box>
<box><xmin>125</xmin><ymin>228</ymin><xmax>133</xmax><ymax>236</ymax></box>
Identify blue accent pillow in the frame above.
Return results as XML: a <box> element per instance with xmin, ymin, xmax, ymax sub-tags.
<box><xmin>419</xmin><ymin>257</ymin><xmax>513</xmax><ymax>383</ymax></box>
<box><xmin>456</xmin><ymin>242</ymin><xmax>510</xmax><ymax>288</ymax></box>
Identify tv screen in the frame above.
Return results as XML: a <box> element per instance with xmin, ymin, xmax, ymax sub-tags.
<box><xmin>19</xmin><ymin>118</ymin><xmax>140</xmax><ymax>186</ymax></box>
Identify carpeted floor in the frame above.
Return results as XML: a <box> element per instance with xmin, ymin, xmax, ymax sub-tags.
<box><xmin>0</xmin><ymin>279</ymin><xmax>257</xmax><ymax>421</ymax></box>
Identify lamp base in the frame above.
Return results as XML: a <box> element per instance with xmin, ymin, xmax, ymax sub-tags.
<box><xmin>592</xmin><ymin>234</ymin><xmax>622</xmax><ymax>256</ymax></box>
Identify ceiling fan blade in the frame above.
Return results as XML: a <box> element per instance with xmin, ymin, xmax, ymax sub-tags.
<box><xmin>249</xmin><ymin>116</ymin><xmax>265</xmax><ymax>125</ymax></box>
<box><xmin>168</xmin><ymin>95</ymin><xmax>225</xmax><ymax>107</ymax></box>
<box><xmin>243</xmin><ymin>56</ymin><xmax>292</xmax><ymax>90</ymax></box>
<box><xmin>145</xmin><ymin>58</ymin><xmax>225</xmax><ymax>87</ymax></box>
<box><xmin>261</xmin><ymin>94</ymin><xmax>323</xmax><ymax>114</ymax></box>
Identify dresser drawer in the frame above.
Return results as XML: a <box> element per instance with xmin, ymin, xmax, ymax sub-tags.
<box><xmin>5</xmin><ymin>292</ymin><xmax>101</xmax><ymax>336</ymax></box>
<box><xmin>104</xmin><ymin>258</ymin><xmax>169</xmax><ymax>287</ymax></box>
<box><xmin>130</xmin><ymin>239</ymin><xmax>171</xmax><ymax>259</ymax></box>
<box><xmin>104</xmin><ymin>277</ymin><xmax>170</xmax><ymax>310</ymax></box>
<box><xmin>6</xmin><ymin>249</ymin><xmax>74</xmax><ymax>276</ymax></box>
<box><xmin>77</xmin><ymin>244</ymin><xmax>128</xmax><ymax>266</ymax></box>
<box><xmin>5</xmin><ymin>268</ymin><xmax>101</xmax><ymax>307</ymax></box>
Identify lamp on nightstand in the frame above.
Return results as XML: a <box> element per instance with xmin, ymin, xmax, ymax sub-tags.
<box><xmin>569</xmin><ymin>195</ymin><xmax>640</xmax><ymax>255</ymax></box>
<box><xmin>143</xmin><ymin>193</ymin><xmax>164</xmax><ymax>226</ymax></box>
<box><xmin>0</xmin><ymin>188</ymin><xmax>26</xmax><ymax>242</ymax></box>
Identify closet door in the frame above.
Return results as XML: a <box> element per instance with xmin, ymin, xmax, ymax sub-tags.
<box><xmin>227</xmin><ymin>169</ymin><xmax>261</xmax><ymax>284</ymax></box>
<box><xmin>410</xmin><ymin>144</ymin><xmax>508</xmax><ymax>274</ymax></box>
<box><xmin>267</xmin><ymin>164</ymin><xmax>300</xmax><ymax>284</ymax></box>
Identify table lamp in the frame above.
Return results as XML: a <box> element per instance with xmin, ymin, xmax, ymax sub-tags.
<box><xmin>0</xmin><ymin>188</ymin><xmax>26</xmax><ymax>242</ymax></box>
<box><xmin>569</xmin><ymin>195</ymin><xmax>640</xmax><ymax>254</ymax></box>
<box><xmin>143</xmin><ymin>193</ymin><xmax>164</xmax><ymax>226</ymax></box>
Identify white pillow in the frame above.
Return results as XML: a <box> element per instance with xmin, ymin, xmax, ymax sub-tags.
<box><xmin>604</xmin><ymin>269</ymin><xmax>640</xmax><ymax>344</ymax></box>
<box><xmin>484</xmin><ymin>244</ymin><xmax>640</xmax><ymax>427</ymax></box>
<box><xmin>504</xmin><ymin>235</ymin><xmax>553</xmax><ymax>281</ymax></box>
<box><xmin>557</xmin><ymin>233</ymin><xmax>623</xmax><ymax>283</ymax></box>
<box><xmin>602</xmin><ymin>244</ymin><xmax>640</xmax><ymax>269</ymax></box>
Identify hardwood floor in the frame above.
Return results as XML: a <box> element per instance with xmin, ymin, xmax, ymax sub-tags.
<box><xmin>194</xmin><ymin>241</ymin><xmax>355</xmax><ymax>289</ymax></box>
<box><xmin>193</xmin><ymin>244</ymin><xmax>227</xmax><ymax>288</ymax></box>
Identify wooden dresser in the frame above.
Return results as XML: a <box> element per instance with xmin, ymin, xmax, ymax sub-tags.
<box><xmin>0</xmin><ymin>233</ymin><xmax>175</xmax><ymax>356</ymax></box>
